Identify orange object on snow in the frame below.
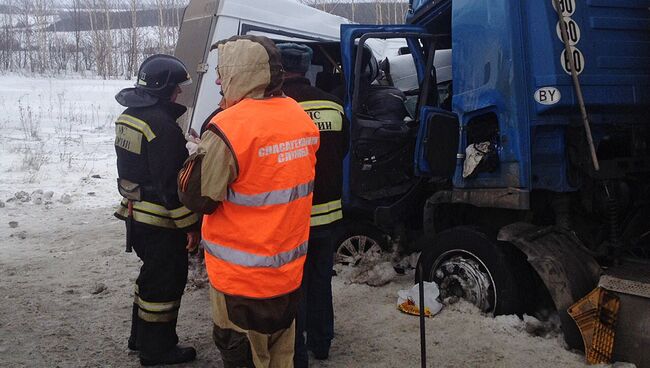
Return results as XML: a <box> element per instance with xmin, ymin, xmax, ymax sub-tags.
<box><xmin>398</xmin><ymin>298</ymin><xmax>434</xmax><ymax>318</ymax></box>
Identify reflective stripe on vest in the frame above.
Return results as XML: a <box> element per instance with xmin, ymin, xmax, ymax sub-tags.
<box><xmin>115</xmin><ymin>199</ymin><xmax>198</xmax><ymax>229</ymax></box>
<box><xmin>227</xmin><ymin>181</ymin><xmax>314</xmax><ymax>207</ymax></box>
<box><xmin>310</xmin><ymin>199</ymin><xmax>343</xmax><ymax>227</ymax></box>
<box><xmin>202</xmin><ymin>239</ymin><xmax>308</xmax><ymax>268</ymax></box>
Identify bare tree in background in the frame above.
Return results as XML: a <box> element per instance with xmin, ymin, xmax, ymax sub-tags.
<box><xmin>17</xmin><ymin>0</ymin><xmax>33</xmax><ymax>71</ymax></box>
<box><xmin>151</xmin><ymin>0</ymin><xmax>182</xmax><ymax>54</ymax></box>
<box><xmin>298</xmin><ymin>0</ymin><xmax>409</xmax><ymax>24</ymax></box>
<box><xmin>85</xmin><ymin>0</ymin><xmax>116</xmax><ymax>78</ymax></box>
<box><xmin>167</xmin><ymin>0</ymin><xmax>181</xmax><ymax>51</ymax></box>
<box><xmin>153</xmin><ymin>0</ymin><xmax>167</xmax><ymax>53</ymax></box>
<box><xmin>299</xmin><ymin>0</ymin><xmax>338</xmax><ymax>14</ymax></box>
<box><xmin>0</xmin><ymin>0</ymin><xmax>15</xmax><ymax>70</ymax></box>
<box><xmin>102</xmin><ymin>0</ymin><xmax>114</xmax><ymax>77</ymax></box>
<box><xmin>33</xmin><ymin>0</ymin><xmax>53</xmax><ymax>73</ymax></box>
<box><xmin>71</xmin><ymin>0</ymin><xmax>82</xmax><ymax>72</ymax></box>
<box><xmin>86</xmin><ymin>0</ymin><xmax>101</xmax><ymax>76</ymax></box>
<box><xmin>127</xmin><ymin>0</ymin><xmax>138</xmax><ymax>77</ymax></box>
<box><xmin>0</xmin><ymin>0</ymin><xmax>189</xmax><ymax>77</ymax></box>
<box><xmin>49</xmin><ymin>4</ymin><xmax>71</xmax><ymax>73</ymax></box>
<box><xmin>375</xmin><ymin>1</ymin><xmax>381</xmax><ymax>24</ymax></box>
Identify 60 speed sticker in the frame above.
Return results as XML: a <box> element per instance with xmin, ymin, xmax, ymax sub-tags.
<box><xmin>561</xmin><ymin>47</ymin><xmax>585</xmax><ymax>75</ymax></box>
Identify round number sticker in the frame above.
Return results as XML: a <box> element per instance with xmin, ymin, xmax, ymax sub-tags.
<box><xmin>552</xmin><ymin>0</ymin><xmax>576</xmax><ymax>16</ymax></box>
<box><xmin>561</xmin><ymin>47</ymin><xmax>585</xmax><ymax>75</ymax></box>
<box><xmin>556</xmin><ymin>18</ymin><xmax>581</xmax><ymax>45</ymax></box>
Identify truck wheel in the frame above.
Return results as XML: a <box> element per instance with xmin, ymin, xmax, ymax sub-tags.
<box><xmin>335</xmin><ymin>222</ymin><xmax>389</xmax><ymax>266</ymax></box>
<box><xmin>416</xmin><ymin>227</ymin><xmax>523</xmax><ymax>315</ymax></box>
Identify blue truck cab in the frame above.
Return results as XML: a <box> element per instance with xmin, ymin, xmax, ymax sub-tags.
<box><xmin>339</xmin><ymin>0</ymin><xmax>650</xmax><ymax>363</ymax></box>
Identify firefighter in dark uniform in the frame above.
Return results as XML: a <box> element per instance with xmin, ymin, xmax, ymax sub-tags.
<box><xmin>113</xmin><ymin>54</ymin><xmax>199</xmax><ymax>366</ymax></box>
<box><xmin>277</xmin><ymin>43</ymin><xmax>349</xmax><ymax>368</ymax></box>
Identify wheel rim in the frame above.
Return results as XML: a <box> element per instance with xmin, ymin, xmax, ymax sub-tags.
<box><xmin>430</xmin><ymin>249</ymin><xmax>497</xmax><ymax>313</ymax></box>
<box><xmin>335</xmin><ymin>235</ymin><xmax>383</xmax><ymax>266</ymax></box>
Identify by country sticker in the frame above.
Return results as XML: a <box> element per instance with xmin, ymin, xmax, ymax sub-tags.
<box><xmin>534</xmin><ymin>87</ymin><xmax>562</xmax><ymax>105</ymax></box>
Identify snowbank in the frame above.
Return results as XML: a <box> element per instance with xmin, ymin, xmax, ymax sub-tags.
<box><xmin>0</xmin><ymin>75</ymin><xmax>131</xmax><ymax>210</ymax></box>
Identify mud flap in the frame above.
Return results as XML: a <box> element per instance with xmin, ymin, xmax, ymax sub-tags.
<box><xmin>497</xmin><ymin>222</ymin><xmax>601</xmax><ymax>349</ymax></box>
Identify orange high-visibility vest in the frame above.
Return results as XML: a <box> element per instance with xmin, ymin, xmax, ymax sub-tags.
<box><xmin>202</xmin><ymin>97</ymin><xmax>320</xmax><ymax>299</ymax></box>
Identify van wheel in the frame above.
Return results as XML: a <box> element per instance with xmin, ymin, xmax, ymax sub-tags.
<box><xmin>416</xmin><ymin>227</ymin><xmax>523</xmax><ymax>315</ymax></box>
<box><xmin>335</xmin><ymin>222</ymin><xmax>389</xmax><ymax>266</ymax></box>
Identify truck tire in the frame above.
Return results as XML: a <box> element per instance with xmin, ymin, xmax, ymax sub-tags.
<box><xmin>335</xmin><ymin>221</ymin><xmax>390</xmax><ymax>266</ymax></box>
<box><xmin>415</xmin><ymin>226</ymin><xmax>524</xmax><ymax>315</ymax></box>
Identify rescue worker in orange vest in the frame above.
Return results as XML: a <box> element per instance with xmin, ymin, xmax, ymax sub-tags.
<box><xmin>177</xmin><ymin>35</ymin><xmax>319</xmax><ymax>368</ymax></box>
<box><xmin>114</xmin><ymin>54</ymin><xmax>200</xmax><ymax>366</ymax></box>
<box><xmin>276</xmin><ymin>43</ymin><xmax>349</xmax><ymax>367</ymax></box>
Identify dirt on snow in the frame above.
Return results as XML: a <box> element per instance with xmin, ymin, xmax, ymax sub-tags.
<box><xmin>0</xmin><ymin>197</ymin><xmax>628</xmax><ymax>368</ymax></box>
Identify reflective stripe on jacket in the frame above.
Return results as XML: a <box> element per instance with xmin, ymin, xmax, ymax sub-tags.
<box><xmin>310</xmin><ymin>198</ymin><xmax>343</xmax><ymax>227</ymax></box>
<box><xmin>298</xmin><ymin>99</ymin><xmax>345</xmax><ymax>227</ymax></box>
<box><xmin>202</xmin><ymin>97</ymin><xmax>319</xmax><ymax>299</ymax></box>
<box><xmin>113</xmin><ymin>102</ymin><xmax>199</xmax><ymax>231</ymax></box>
<box><xmin>133</xmin><ymin>284</ymin><xmax>181</xmax><ymax>322</ymax></box>
<box><xmin>115</xmin><ymin>199</ymin><xmax>199</xmax><ymax>229</ymax></box>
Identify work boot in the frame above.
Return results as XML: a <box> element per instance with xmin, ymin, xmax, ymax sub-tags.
<box><xmin>139</xmin><ymin>345</ymin><xmax>196</xmax><ymax>366</ymax></box>
<box><xmin>128</xmin><ymin>337</ymin><xmax>138</xmax><ymax>351</ymax></box>
<box><xmin>309</xmin><ymin>344</ymin><xmax>330</xmax><ymax>360</ymax></box>
<box><xmin>312</xmin><ymin>349</ymin><xmax>329</xmax><ymax>360</ymax></box>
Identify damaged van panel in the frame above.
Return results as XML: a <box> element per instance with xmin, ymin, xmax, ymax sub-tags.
<box><xmin>174</xmin><ymin>0</ymin><xmax>349</xmax><ymax>133</ymax></box>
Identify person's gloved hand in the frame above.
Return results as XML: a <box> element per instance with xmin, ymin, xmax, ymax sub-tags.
<box><xmin>186</xmin><ymin>140</ymin><xmax>199</xmax><ymax>155</ymax></box>
<box><xmin>185</xmin><ymin>129</ymin><xmax>201</xmax><ymax>155</ymax></box>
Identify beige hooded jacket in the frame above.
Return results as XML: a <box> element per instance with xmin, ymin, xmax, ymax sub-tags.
<box><xmin>178</xmin><ymin>35</ymin><xmax>286</xmax><ymax>214</ymax></box>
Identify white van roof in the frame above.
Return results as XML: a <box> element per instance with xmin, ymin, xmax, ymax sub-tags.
<box><xmin>219</xmin><ymin>0</ymin><xmax>349</xmax><ymax>41</ymax></box>
<box><xmin>175</xmin><ymin>0</ymin><xmax>350</xmax><ymax>132</ymax></box>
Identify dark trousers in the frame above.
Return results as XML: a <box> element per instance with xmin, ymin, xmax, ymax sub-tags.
<box><xmin>210</xmin><ymin>287</ymin><xmax>300</xmax><ymax>368</ymax></box>
<box><xmin>294</xmin><ymin>224</ymin><xmax>338</xmax><ymax>367</ymax></box>
<box><xmin>127</xmin><ymin>223</ymin><xmax>188</xmax><ymax>355</ymax></box>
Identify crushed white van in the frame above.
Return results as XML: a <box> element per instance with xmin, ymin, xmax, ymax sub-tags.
<box><xmin>174</xmin><ymin>0</ymin><xmax>350</xmax><ymax>133</ymax></box>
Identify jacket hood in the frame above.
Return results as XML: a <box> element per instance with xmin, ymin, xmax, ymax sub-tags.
<box><xmin>211</xmin><ymin>35</ymin><xmax>284</xmax><ymax>108</ymax></box>
<box><xmin>115</xmin><ymin>87</ymin><xmax>159</xmax><ymax>107</ymax></box>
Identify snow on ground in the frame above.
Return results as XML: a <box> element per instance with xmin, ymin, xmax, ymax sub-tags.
<box><xmin>0</xmin><ymin>75</ymin><xmax>130</xmax><ymax>209</ymax></box>
<box><xmin>0</xmin><ymin>75</ymin><xmax>622</xmax><ymax>367</ymax></box>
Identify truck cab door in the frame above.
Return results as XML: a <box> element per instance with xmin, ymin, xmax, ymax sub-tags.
<box><xmin>340</xmin><ymin>24</ymin><xmax>458</xmax><ymax>218</ymax></box>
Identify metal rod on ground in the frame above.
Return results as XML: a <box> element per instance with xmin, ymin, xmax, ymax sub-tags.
<box><xmin>418</xmin><ymin>261</ymin><xmax>427</xmax><ymax>368</ymax></box>
<box><xmin>552</xmin><ymin>0</ymin><xmax>600</xmax><ymax>171</ymax></box>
